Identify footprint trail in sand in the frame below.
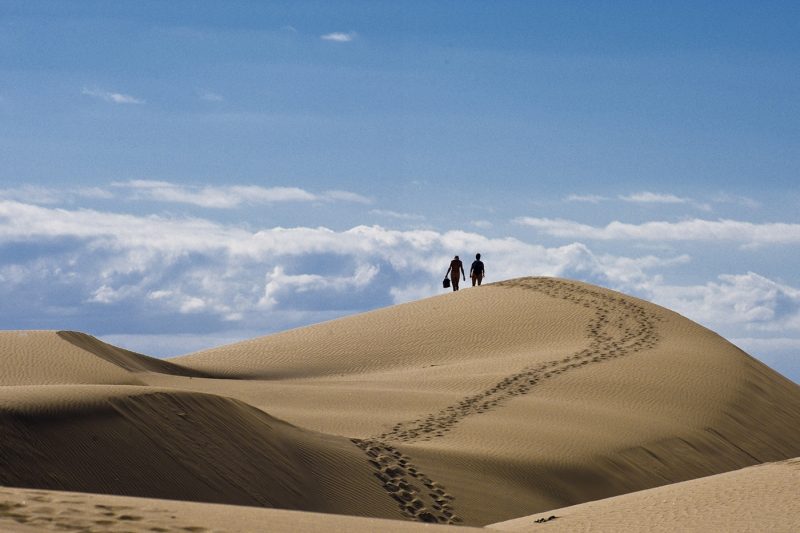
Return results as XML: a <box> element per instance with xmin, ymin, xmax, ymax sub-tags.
<box><xmin>354</xmin><ymin>278</ymin><xmax>662</xmax><ymax>523</ymax></box>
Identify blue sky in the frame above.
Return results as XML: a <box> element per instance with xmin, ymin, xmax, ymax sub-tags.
<box><xmin>1</xmin><ymin>1</ymin><xmax>799</xmax><ymax>381</ymax></box>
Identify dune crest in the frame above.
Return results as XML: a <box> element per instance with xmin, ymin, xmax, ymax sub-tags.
<box><xmin>2</xmin><ymin>277</ymin><xmax>800</xmax><ymax>529</ymax></box>
<box><xmin>0</xmin><ymin>330</ymin><xmax>143</xmax><ymax>386</ymax></box>
<box><xmin>56</xmin><ymin>330</ymin><xmax>211</xmax><ymax>377</ymax></box>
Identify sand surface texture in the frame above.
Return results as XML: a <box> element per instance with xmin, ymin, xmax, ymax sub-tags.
<box><xmin>2</xmin><ymin>277</ymin><xmax>800</xmax><ymax>531</ymax></box>
<box><xmin>0</xmin><ymin>485</ymin><xmax>482</xmax><ymax>532</ymax></box>
<box><xmin>488</xmin><ymin>457</ymin><xmax>800</xmax><ymax>532</ymax></box>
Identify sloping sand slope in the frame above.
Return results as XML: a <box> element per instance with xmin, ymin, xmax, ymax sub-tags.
<box><xmin>0</xmin><ymin>386</ymin><xmax>398</xmax><ymax>518</ymax></box>
<box><xmin>2</xmin><ymin>277</ymin><xmax>800</xmax><ymax>529</ymax></box>
<box><xmin>0</xmin><ymin>330</ymin><xmax>205</xmax><ymax>386</ymax></box>
<box><xmin>488</xmin><ymin>457</ymin><xmax>800</xmax><ymax>532</ymax></box>
<box><xmin>1</xmin><ymin>331</ymin><xmax>142</xmax><ymax>386</ymax></box>
<box><xmin>56</xmin><ymin>331</ymin><xmax>210</xmax><ymax>377</ymax></box>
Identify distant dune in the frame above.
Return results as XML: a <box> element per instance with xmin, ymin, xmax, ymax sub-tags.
<box><xmin>2</xmin><ymin>277</ymin><xmax>799</xmax><ymax>531</ymax></box>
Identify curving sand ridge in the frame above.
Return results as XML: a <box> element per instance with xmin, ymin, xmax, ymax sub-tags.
<box><xmin>0</xmin><ymin>385</ymin><xmax>398</xmax><ymax>518</ymax></box>
<box><xmin>55</xmin><ymin>331</ymin><xmax>211</xmax><ymax>377</ymax></box>
<box><xmin>0</xmin><ymin>330</ymin><xmax>207</xmax><ymax>386</ymax></box>
<box><xmin>2</xmin><ymin>277</ymin><xmax>800</xmax><ymax>530</ymax></box>
<box><xmin>0</xmin><ymin>330</ymin><xmax>144</xmax><ymax>386</ymax></box>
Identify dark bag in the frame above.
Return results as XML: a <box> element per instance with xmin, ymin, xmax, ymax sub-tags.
<box><xmin>443</xmin><ymin>277</ymin><xmax>451</xmax><ymax>289</ymax></box>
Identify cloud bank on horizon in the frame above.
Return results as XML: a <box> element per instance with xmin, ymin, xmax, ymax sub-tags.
<box><xmin>1</xmin><ymin>183</ymin><xmax>799</xmax><ymax>381</ymax></box>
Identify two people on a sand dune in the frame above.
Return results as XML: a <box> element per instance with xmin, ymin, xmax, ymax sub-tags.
<box><xmin>444</xmin><ymin>253</ymin><xmax>485</xmax><ymax>291</ymax></box>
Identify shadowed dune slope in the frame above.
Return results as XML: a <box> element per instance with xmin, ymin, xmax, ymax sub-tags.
<box><xmin>0</xmin><ymin>386</ymin><xmax>400</xmax><ymax>520</ymax></box>
<box><xmin>487</xmin><ymin>457</ymin><xmax>800</xmax><ymax>532</ymax></box>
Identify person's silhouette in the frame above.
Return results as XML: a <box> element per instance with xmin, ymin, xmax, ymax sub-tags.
<box><xmin>470</xmin><ymin>253</ymin><xmax>485</xmax><ymax>286</ymax></box>
<box><xmin>446</xmin><ymin>255</ymin><xmax>466</xmax><ymax>291</ymax></box>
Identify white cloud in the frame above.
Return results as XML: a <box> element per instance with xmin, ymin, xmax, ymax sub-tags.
<box><xmin>565</xmin><ymin>194</ymin><xmax>609</xmax><ymax>203</ymax></box>
<box><xmin>90</xmin><ymin>285</ymin><xmax>121</xmax><ymax>304</ymax></box>
<box><xmin>0</xmin><ymin>185</ymin><xmax>114</xmax><ymax>205</ymax></box>
<box><xmin>515</xmin><ymin>217</ymin><xmax>800</xmax><ymax>245</ymax></box>
<box><xmin>620</xmin><ymin>192</ymin><xmax>711</xmax><ymax>212</ymax></box>
<box><xmin>74</xmin><ymin>187</ymin><xmax>115</xmax><ymax>200</ymax></box>
<box><xmin>324</xmin><ymin>190</ymin><xmax>372</xmax><ymax>204</ymax></box>
<box><xmin>630</xmin><ymin>272</ymin><xmax>800</xmax><ymax>338</ymax></box>
<box><xmin>226</xmin><ymin>185</ymin><xmax>317</xmax><ymax>204</ymax></box>
<box><xmin>0</xmin><ymin>185</ymin><xmax>63</xmax><ymax>205</ymax></box>
<box><xmin>390</xmin><ymin>283</ymin><xmax>441</xmax><ymax>305</ymax></box>
<box><xmin>712</xmin><ymin>193</ymin><xmax>761</xmax><ymax>209</ymax></box>
<box><xmin>370</xmin><ymin>209</ymin><xmax>425</xmax><ymax>221</ymax></box>
<box><xmin>565</xmin><ymin>191</ymin><xmax>717</xmax><ymax>210</ymax></box>
<box><xmin>148</xmin><ymin>290</ymin><xmax>173</xmax><ymax>300</ymax></box>
<box><xmin>471</xmin><ymin>220</ymin><xmax>493</xmax><ymax>229</ymax></box>
<box><xmin>620</xmin><ymin>192</ymin><xmax>688</xmax><ymax>204</ymax></box>
<box><xmin>82</xmin><ymin>87</ymin><xmax>144</xmax><ymax>104</ymax></box>
<box><xmin>180</xmin><ymin>296</ymin><xmax>207</xmax><ymax>314</ymax></box>
<box><xmin>260</xmin><ymin>263</ymin><xmax>379</xmax><ymax>309</ymax></box>
<box><xmin>0</xmin><ymin>199</ymin><xmax>685</xmax><ymax>317</ymax></box>
<box><xmin>113</xmin><ymin>180</ymin><xmax>370</xmax><ymax>208</ymax></box>
<box><xmin>731</xmin><ymin>337</ymin><xmax>800</xmax><ymax>351</ymax></box>
<box><xmin>321</xmin><ymin>31</ymin><xmax>357</xmax><ymax>42</ymax></box>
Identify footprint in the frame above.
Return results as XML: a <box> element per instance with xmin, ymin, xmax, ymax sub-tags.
<box><xmin>118</xmin><ymin>514</ymin><xmax>144</xmax><ymax>521</ymax></box>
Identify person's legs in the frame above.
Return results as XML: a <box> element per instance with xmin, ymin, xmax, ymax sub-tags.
<box><xmin>471</xmin><ymin>275</ymin><xmax>478</xmax><ymax>287</ymax></box>
<box><xmin>477</xmin><ymin>275</ymin><xmax>482</xmax><ymax>286</ymax></box>
<box><xmin>452</xmin><ymin>277</ymin><xmax>459</xmax><ymax>291</ymax></box>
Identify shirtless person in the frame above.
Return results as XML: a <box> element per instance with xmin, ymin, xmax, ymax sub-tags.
<box><xmin>446</xmin><ymin>255</ymin><xmax>466</xmax><ymax>291</ymax></box>
<box><xmin>470</xmin><ymin>253</ymin><xmax>485</xmax><ymax>286</ymax></box>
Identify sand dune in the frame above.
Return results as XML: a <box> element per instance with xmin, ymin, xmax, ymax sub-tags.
<box><xmin>1</xmin><ymin>330</ymin><xmax>143</xmax><ymax>386</ymax></box>
<box><xmin>488</xmin><ymin>457</ymin><xmax>800</xmax><ymax>532</ymax></box>
<box><xmin>2</xmin><ymin>459</ymin><xmax>796</xmax><ymax>532</ymax></box>
<box><xmin>2</xmin><ymin>277</ymin><xmax>800</xmax><ymax>530</ymax></box>
<box><xmin>0</xmin><ymin>485</ymin><xmax>481</xmax><ymax>532</ymax></box>
<box><xmin>0</xmin><ymin>386</ymin><xmax>396</xmax><ymax>516</ymax></box>
<box><xmin>56</xmin><ymin>331</ymin><xmax>210</xmax><ymax>377</ymax></box>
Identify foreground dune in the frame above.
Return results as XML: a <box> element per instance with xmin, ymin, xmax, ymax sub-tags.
<box><xmin>488</xmin><ymin>457</ymin><xmax>800</xmax><ymax>532</ymax></box>
<box><xmin>0</xmin><ymin>485</ymin><xmax>481</xmax><ymax>532</ymax></box>
<box><xmin>2</xmin><ymin>459</ymin><xmax>796</xmax><ymax>532</ymax></box>
<box><xmin>2</xmin><ymin>277</ymin><xmax>800</xmax><ymax>530</ymax></box>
